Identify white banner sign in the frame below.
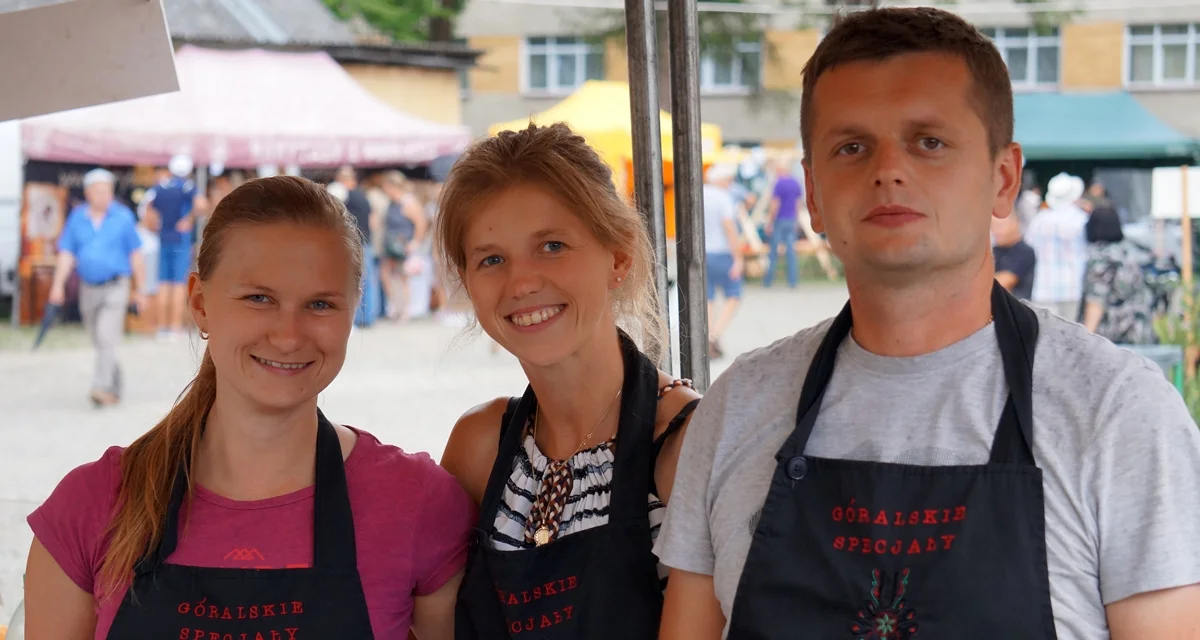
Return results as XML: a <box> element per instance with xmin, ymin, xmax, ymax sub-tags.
<box><xmin>1151</xmin><ymin>166</ymin><xmax>1200</xmax><ymax>220</ymax></box>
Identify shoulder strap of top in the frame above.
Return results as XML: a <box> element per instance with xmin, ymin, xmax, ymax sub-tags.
<box><xmin>652</xmin><ymin>398</ymin><xmax>701</xmax><ymax>458</ymax></box>
<box><xmin>498</xmin><ymin>396</ymin><xmax>521</xmax><ymax>446</ymax></box>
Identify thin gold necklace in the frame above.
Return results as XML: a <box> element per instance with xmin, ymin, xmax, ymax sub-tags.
<box><xmin>527</xmin><ymin>386</ymin><xmax>623</xmax><ymax>546</ymax></box>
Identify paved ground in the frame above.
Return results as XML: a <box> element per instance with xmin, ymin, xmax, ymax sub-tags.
<box><xmin>0</xmin><ymin>282</ymin><xmax>848</xmax><ymax>616</ymax></box>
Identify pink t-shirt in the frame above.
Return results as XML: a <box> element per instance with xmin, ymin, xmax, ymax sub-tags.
<box><xmin>27</xmin><ymin>429</ymin><xmax>476</xmax><ymax>640</ymax></box>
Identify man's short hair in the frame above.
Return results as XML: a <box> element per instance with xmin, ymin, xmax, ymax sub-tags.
<box><xmin>799</xmin><ymin>7</ymin><xmax>1013</xmax><ymax>160</ymax></box>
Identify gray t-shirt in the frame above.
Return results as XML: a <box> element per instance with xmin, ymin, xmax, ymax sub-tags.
<box><xmin>655</xmin><ymin>307</ymin><xmax>1200</xmax><ymax>638</ymax></box>
<box><xmin>703</xmin><ymin>184</ymin><xmax>736</xmax><ymax>255</ymax></box>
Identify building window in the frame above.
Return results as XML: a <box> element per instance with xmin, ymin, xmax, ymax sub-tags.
<box><xmin>700</xmin><ymin>38</ymin><xmax>762</xmax><ymax>93</ymax></box>
<box><xmin>524</xmin><ymin>36</ymin><xmax>604</xmax><ymax>94</ymax></box>
<box><xmin>981</xmin><ymin>27</ymin><xmax>1059</xmax><ymax>88</ymax></box>
<box><xmin>1128</xmin><ymin>24</ymin><xmax>1199</xmax><ymax>86</ymax></box>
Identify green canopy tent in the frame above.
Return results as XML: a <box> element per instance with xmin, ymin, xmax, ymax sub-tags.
<box><xmin>1016</xmin><ymin>91</ymin><xmax>1198</xmax><ymax>161</ymax></box>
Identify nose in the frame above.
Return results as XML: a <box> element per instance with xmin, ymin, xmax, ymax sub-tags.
<box><xmin>872</xmin><ymin>140</ymin><xmax>909</xmax><ymax>188</ymax></box>
<box><xmin>268</xmin><ymin>309</ymin><xmax>304</xmax><ymax>353</ymax></box>
<box><xmin>506</xmin><ymin>257</ymin><xmax>545</xmax><ymax>299</ymax></box>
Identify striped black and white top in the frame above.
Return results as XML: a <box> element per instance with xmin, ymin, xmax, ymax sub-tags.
<box><xmin>489</xmin><ymin>398</ymin><xmax>699</xmax><ymax>582</ymax></box>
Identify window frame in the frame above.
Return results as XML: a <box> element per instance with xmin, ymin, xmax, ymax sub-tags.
<box><xmin>1125</xmin><ymin>23</ymin><xmax>1199</xmax><ymax>87</ymax></box>
<box><xmin>981</xmin><ymin>26</ymin><xmax>1061</xmax><ymax>90</ymax></box>
<box><xmin>521</xmin><ymin>36</ymin><xmax>605</xmax><ymax>96</ymax></box>
<box><xmin>699</xmin><ymin>37</ymin><xmax>763</xmax><ymax>95</ymax></box>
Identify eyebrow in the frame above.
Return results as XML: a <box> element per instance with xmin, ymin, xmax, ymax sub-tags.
<box><xmin>237</xmin><ymin>283</ymin><xmax>347</xmax><ymax>298</ymax></box>
<box><xmin>468</xmin><ymin>228</ymin><xmax>569</xmax><ymax>255</ymax></box>
<box><xmin>822</xmin><ymin>118</ymin><xmax>952</xmax><ymax>142</ymax></box>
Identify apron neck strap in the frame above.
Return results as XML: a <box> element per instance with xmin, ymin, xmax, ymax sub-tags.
<box><xmin>987</xmin><ymin>282</ymin><xmax>1040</xmax><ymax>464</ymax></box>
<box><xmin>137</xmin><ymin>409</ymin><xmax>358</xmax><ymax>575</ymax></box>
<box><xmin>786</xmin><ymin>282</ymin><xmax>1039</xmax><ymax>463</ymax></box>
<box><xmin>607</xmin><ymin>333</ymin><xmax>660</xmax><ymax>521</ymax></box>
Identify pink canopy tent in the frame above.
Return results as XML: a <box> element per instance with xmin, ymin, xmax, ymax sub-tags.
<box><xmin>21</xmin><ymin>45</ymin><xmax>471</xmax><ymax>168</ymax></box>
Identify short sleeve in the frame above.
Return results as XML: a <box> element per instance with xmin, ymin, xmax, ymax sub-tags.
<box><xmin>27</xmin><ymin>447</ymin><xmax>123</xmax><ymax>595</ymax></box>
<box><xmin>653</xmin><ymin>367</ymin><xmax>732</xmax><ymax>576</ymax></box>
<box><xmin>411</xmin><ymin>458</ymin><xmax>477</xmax><ymax>596</ymax></box>
<box><xmin>57</xmin><ymin>210</ymin><xmax>79</xmax><ymax>254</ymax></box>
<box><xmin>1090</xmin><ymin>364</ymin><xmax>1200</xmax><ymax>604</ymax></box>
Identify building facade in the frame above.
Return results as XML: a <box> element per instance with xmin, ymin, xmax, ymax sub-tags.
<box><xmin>455</xmin><ymin>0</ymin><xmax>1200</xmax><ymax>145</ymax></box>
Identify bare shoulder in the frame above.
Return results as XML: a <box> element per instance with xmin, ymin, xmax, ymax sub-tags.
<box><xmin>440</xmin><ymin>397</ymin><xmax>512</xmax><ymax>506</ymax></box>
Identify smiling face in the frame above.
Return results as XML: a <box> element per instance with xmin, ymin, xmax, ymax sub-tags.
<box><xmin>188</xmin><ymin>222</ymin><xmax>357</xmax><ymax>412</ymax></box>
<box><xmin>461</xmin><ymin>183</ymin><xmax>630</xmax><ymax>367</ymax></box>
<box><xmin>804</xmin><ymin>52</ymin><xmax>1021</xmax><ymax>285</ymax></box>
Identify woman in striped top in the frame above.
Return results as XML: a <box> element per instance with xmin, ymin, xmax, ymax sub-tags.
<box><xmin>437</xmin><ymin>122</ymin><xmax>701</xmax><ymax>640</ymax></box>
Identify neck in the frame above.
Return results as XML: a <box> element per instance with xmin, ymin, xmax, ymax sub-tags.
<box><xmin>194</xmin><ymin>387</ymin><xmax>321</xmax><ymax>501</ymax></box>
<box><xmin>88</xmin><ymin>203</ymin><xmax>108</xmax><ymax>217</ymax></box>
<box><xmin>521</xmin><ymin>325</ymin><xmax>625</xmax><ymax>459</ymax></box>
<box><xmin>846</xmin><ymin>259</ymin><xmax>994</xmax><ymax>358</ymax></box>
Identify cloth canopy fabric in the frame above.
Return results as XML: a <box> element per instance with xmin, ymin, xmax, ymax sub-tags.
<box><xmin>488</xmin><ymin>80</ymin><xmax>723</xmax><ymax>168</ymax></box>
<box><xmin>21</xmin><ymin>45</ymin><xmax>471</xmax><ymax>167</ymax></box>
<box><xmin>1015</xmin><ymin>91</ymin><xmax>1198</xmax><ymax>161</ymax></box>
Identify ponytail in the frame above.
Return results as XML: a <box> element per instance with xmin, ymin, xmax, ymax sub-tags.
<box><xmin>96</xmin><ymin>350</ymin><xmax>217</xmax><ymax>599</ymax></box>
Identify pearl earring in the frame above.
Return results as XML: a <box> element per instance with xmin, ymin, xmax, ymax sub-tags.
<box><xmin>199</xmin><ymin>331</ymin><xmax>209</xmax><ymax>340</ymax></box>
<box><xmin>616</xmin><ymin>276</ymin><xmax>623</xmax><ymax>282</ymax></box>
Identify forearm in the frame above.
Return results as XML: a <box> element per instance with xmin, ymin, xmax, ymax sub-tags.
<box><xmin>130</xmin><ymin>251</ymin><xmax>146</xmax><ymax>291</ymax></box>
<box><xmin>51</xmin><ymin>252</ymin><xmax>75</xmax><ymax>290</ymax></box>
<box><xmin>723</xmin><ymin>220</ymin><xmax>742</xmax><ymax>259</ymax></box>
<box><xmin>1083</xmin><ymin>300</ymin><xmax>1104</xmax><ymax>333</ymax></box>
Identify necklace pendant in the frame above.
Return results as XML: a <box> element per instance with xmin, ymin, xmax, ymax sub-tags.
<box><xmin>534</xmin><ymin>526</ymin><xmax>553</xmax><ymax>546</ymax></box>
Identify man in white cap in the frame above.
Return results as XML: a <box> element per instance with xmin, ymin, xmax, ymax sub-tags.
<box><xmin>1025</xmin><ymin>172</ymin><xmax>1089</xmax><ymax>321</ymax></box>
<box><xmin>703</xmin><ymin>162</ymin><xmax>745</xmax><ymax>359</ymax></box>
<box><xmin>142</xmin><ymin>153</ymin><xmax>198</xmax><ymax>341</ymax></box>
<box><xmin>49</xmin><ymin>168</ymin><xmax>146</xmax><ymax>407</ymax></box>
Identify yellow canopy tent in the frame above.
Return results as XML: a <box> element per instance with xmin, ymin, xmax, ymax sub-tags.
<box><xmin>489</xmin><ymin>80</ymin><xmax>723</xmax><ymax>238</ymax></box>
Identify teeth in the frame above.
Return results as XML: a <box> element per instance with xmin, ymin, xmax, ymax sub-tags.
<box><xmin>255</xmin><ymin>357</ymin><xmax>307</xmax><ymax>370</ymax></box>
<box><xmin>511</xmin><ymin>305</ymin><xmax>563</xmax><ymax>327</ymax></box>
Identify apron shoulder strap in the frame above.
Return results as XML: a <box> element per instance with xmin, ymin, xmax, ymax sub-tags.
<box><xmin>989</xmin><ymin>283</ymin><xmax>1040</xmax><ymax>464</ymax></box>
<box><xmin>498</xmin><ymin>396</ymin><xmax>521</xmax><ymax>447</ymax></box>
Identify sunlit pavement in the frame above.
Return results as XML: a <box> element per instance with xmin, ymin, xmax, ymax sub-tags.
<box><xmin>0</xmin><ymin>282</ymin><xmax>848</xmax><ymax>613</ymax></box>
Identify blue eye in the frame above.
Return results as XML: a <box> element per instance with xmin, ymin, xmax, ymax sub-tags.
<box><xmin>919</xmin><ymin>137</ymin><xmax>945</xmax><ymax>151</ymax></box>
<box><xmin>245</xmin><ymin>294</ymin><xmax>270</xmax><ymax>304</ymax></box>
<box><xmin>310</xmin><ymin>300</ymin><xmax>333</xmax><ymax>311</ymax></box>
<box><xmin>479</xmin><ymin>255</ymin><xmax>503</xmax><ymax>268</ymax></box>
<box><xmin>542</xmin><ymin>241</ymin><xmax>565</xmax><ymax>252</ymax></box>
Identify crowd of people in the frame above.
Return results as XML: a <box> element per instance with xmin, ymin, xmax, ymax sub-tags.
<box><xmin>20</xmin><ymin>6</ymin><xmax>1200</xmax><ymax>640</ymax></box>
<box><xmin>994</xmin><ymin>172</ymin><xmax>1169</xmax><ymax>345</ymax></box>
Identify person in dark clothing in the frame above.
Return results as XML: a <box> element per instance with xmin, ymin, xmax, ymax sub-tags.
<box><xmin>328</xmin><ymin>166</ymin><xmax>381</xmax><ymax>326</ymax></box>
<box><xmin>992</xmin><ymin>211</ymin><xmax>1036</xmax><ymax>300</ymax></box>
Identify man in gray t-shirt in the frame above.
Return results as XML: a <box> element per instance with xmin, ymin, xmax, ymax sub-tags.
<box><xmin>656</xmin><ymin>7</ymin><xmax>1200</xmax><ymax>639</ymax></box>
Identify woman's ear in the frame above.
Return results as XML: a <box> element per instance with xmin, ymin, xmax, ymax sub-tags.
<box><xmin>187</xmin><ymin>272</ymin><xmax>208</xmax><ymax>334</ymax></box>
<box><xmin>610</xmin><ymin>248</ymin><xmax>633</xmax><ymax>290</ymax></box>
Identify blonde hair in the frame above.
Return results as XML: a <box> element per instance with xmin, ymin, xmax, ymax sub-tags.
<box><xmin>435</xmin><ymin>122</ymin><xmax>666</xmax><ymax>362</ymax></box>
<box><xmin>97</xmin><ymin>176</ymin><xmax>363</xmax><ymax>598</ymax></box>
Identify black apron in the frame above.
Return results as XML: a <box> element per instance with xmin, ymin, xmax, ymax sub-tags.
<box><xmin>455</xmin><ymin>335</ymin><xmax>664</xmax><ymax>640</ymax></box>
<box><xmin>106</xmin><ymin>411</ymin><xmax>375</xmax><ymax>640</ymax></box>
<box><xmin>727</xmin><ymin>282</ymin><xmax>1057</xmax><ymax>639</ymax></box>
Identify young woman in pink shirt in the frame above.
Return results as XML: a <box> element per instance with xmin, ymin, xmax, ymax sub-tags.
<box><xmin>24</xmin><ymin>176</ymin><xmax>474</xmax><ymax>640</ymax></box>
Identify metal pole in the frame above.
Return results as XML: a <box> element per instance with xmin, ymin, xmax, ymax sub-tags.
<box><xmin>666</xmin><ymin>0</ymin><xmax>710</xmax><ymax>390</ymax></box>
<box><xmin>624</xmin><ymin>0</ymin><xmax>672</xmax><ymax>373</ymax></box>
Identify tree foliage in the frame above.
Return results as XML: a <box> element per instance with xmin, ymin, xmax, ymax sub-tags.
<box><xmin>322</xmin><ymin>0</ymin><xmax>462</xmax><ymax>42</ymax></box>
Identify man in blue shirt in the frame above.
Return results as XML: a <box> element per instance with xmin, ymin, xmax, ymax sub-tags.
<box><xmin>49</xmin><ymin>168</ymin><xmax>146</xmax><ymax>407</ymax></box>
<box><xmin>143</xmin><ymin>154</ymin><xmax>197</xmax><ymax>341</ymax></box>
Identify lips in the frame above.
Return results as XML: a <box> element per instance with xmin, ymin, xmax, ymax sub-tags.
<box><xmin>865</xmin><ymin>205</ymin><xmax>925</xmax><ymax>227</ymax></box>
<box><xmin>252</xmin><ymin>356</ymin><xmax>312</xmax><ymax>371</ymax></box>
<box><xmin>508</xmin><ymin>305</ymin><xmax>565</xmax><ymax>328</ymax></box>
